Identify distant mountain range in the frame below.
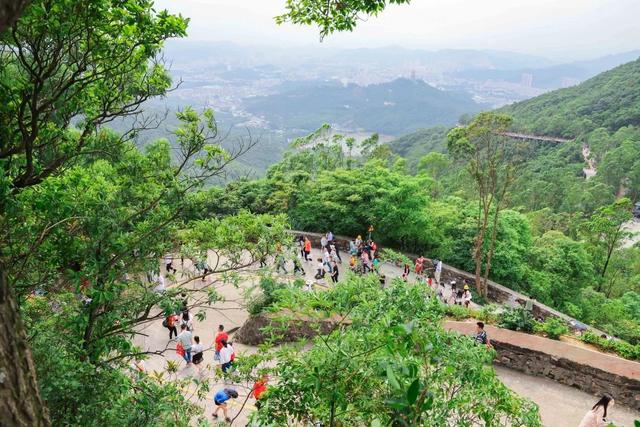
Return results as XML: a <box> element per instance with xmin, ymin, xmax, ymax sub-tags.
<box><xmin>452</xmin><ymin>50</ymin><xmax>640</xmax><ymax>89</ymax></box>
<box><xmin>243</xmin><ymin>78</ymin><xmax>481</xmax><ymax>135</ymax></box>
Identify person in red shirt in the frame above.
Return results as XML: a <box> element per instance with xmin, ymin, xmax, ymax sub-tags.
<box><xmin>251</xmin><ymin>375</ymin><xmax>269</xmax><ymax>409</ymax></box>
<box><xmin>415</xmin><ymin>255</ymin><xmax>425</xmax><ymax>275</ymax></box>
<box><xmin>214</xmin><ymin>324</ymin><xmax>228</xmax><ymax>361</ymax></box>
<box><xmin>165</xmin><ymin>314</ymin><xmax>178</xmax><ymax>339</ymax></box>
<box><xmin>303</xmin><ymin>237</ymin><xmax>312</xmax><ymax>261</ymax></box>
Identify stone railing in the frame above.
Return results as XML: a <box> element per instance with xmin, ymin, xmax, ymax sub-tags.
<box><xmin>290</xmin><ymin>230</ymin><xmax>600</xmax><ymax>334</ymax></box>
<box><xmin>445</xmin><ymin>321</ymin><xmax>640</xmax><ymax>410</ymax></box>
<box><xmin>235</xmin><ymin>310</ymin><xmax>640</xmax><ymax>410</ymax></box>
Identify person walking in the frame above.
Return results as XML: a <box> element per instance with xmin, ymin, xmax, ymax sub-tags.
<box><xmin>322</xmin><ymin>248</ymin><xmax>333</xmax><ymax>273</ymax></box>
<box><xmin>219</xmin><ymin>339</ymin><xmax>233</xmax><ymax>373</ymax></box>
<box><xmin>191</xmin><ymin>336</ymin><xmax>204</xmax><ymax>365</ymax></box>
<box><xmin>361</xmin><ymin>250</ymin><xmax>371</xmax><ymax>273</ymax></box>
<box><xmin>315</xmin><ymin>258</ymin><xmax>326</xmax><ymax>279</ymax></box>
<box><xmin>330</xmin><ymin>241</ymin><xmax>342</xmax><ymax>262</ymax></box>
<box><xmin>330</xmin><ymin>260</ymin><xmax>339</xmax><ymax>283</ymax></box>
<box><xmin>181</xmin><ymin>309</ymin><xmax>193</xmax><ymax>331</ymax></box>
<box><xmin>164</xmin><ymin>254</ymin><xmax>176</xmax><ymax>274</ymax></box>
<box><xmin>303</xmin><ymin>237</ymin><xmax>312</xmax><ymax>261</ymax></box>
<box><xmin>164</xmin><ymin>313</ymin><xmax>178</xmax><ymax>340</ymax></box>
<box><xmin>434</xmin><ymin>259</ymin><xmax>443</xmax><ymax>285</ymax></box>
<box><xmin>212</xmin><ymin>388</ymin><xmax>239</xmax><ymax>423</ymax></box>
<box><xmin>372</xmin><ymin>256</ymin><xmax>381</xmax><ymax>273</ymax></box>
<box><xmin>578</xmin><ymin>394</ymin><xmax>615</xmax><ymax>427</ymax></box>
<box><xmin>297</xmin><ymin>235</ymin><xmax>305</xmax><ymax>259</ymax></box>
<box><xmin>349</xmin><ymin>239</ymin><xmax>357</xmax><ymax>255</ymax></box>
<box><xmin>214</xmin><ymin>324</ymin><xmax>228</xmax><ymax>361</ymax></box>
<box><xmin>176</xmin><ymin>324</ymin><xmax>193</xmax><ymax>364</ymax></box>
<box><xmin>415</xmin><ymin>255</ymin><xmax>425</xmax><ymax>276</ymax></box>
<box><xmin>320</xmin><ymin>234</ymin><xmax>328</xmax><ymax>250</ymax></box>
<box><xmin>293</xmin><ymin>255</ymin><xmax>305</xmax><ymax>275</ymax></box>
<box><xmin>462</xmin><ymin>285</ymin><xmax>472</xmax><ymax>308</ymax></box>
<box><xmin>455</xmin><ymin>289</ymin><xmax>463</xmax><ymax>306</ymax></box>
<box><xmin>275</xmin><ymin>251</ymin><xmax>287</xmax><ymax>274</ymax></box>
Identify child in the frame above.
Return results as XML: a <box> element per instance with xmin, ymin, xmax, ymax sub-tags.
<box><xmin>372</xmin><ymin>256</ymin><xmax>381</xmax><ymax>273</ymax></box>
<box><xmin>349</xmin><ymin>255</ymin><xmax>357</xmax><ymax>272</ymax></box>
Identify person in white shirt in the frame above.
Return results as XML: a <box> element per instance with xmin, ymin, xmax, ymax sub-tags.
<box><xmin>153</xmin><ymin>274</ymin><xmax>166</xmax><ymax>293</ymax></box>
<box><xmin>219</xmin><ymin>340</ymin><xmax>234</xmax><ymax>373</ymax></box>
<box><xmin>316</xmin><ymin>258</ymin><xmax>325</xmax><ymax>279</ymax></box>
<box><xmin>176</xmin><ymin>324</ymin><xmax>192</xmax><ymax>364</ymax></box>
<box><xmin>434</xmin><ymin>260</ymin><xmax>443</xmax><ymax>285</ymax></box>
<box><xmin>462</xmin><ymin>285</ymin><xmax>472</xmax><ymax>308</ymax></box>
<box><xmin>191</xmin><ymin>336</ymin><xmax>204</xmax><ymax>365</ymax></box>
<box><xmin>578</xmin><ymin>394</ymin><xmax>614</xmax><ymax>427</ymax></box>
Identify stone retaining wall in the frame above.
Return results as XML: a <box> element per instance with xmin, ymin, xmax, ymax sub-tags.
<box><xmin>234</xmin><ymin>312</ymin><xmax>344</xmax><ymax>346</ymax></box>
<box><xmin>491</xmin><ymin>340</ymin><xmax>640</xmax><ymax>410</ymax></box>
<box><xmin>236</xmin><ymin>309</ymin><xmax>640</xmax><ymax>410</ymax></box>
<box><xmin>291</xmin><ymin>230</ymin><xmax>594</xmax><ymax>332</ymax></box>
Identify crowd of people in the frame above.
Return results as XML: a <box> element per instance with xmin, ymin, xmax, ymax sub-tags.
<box><xmin>152</xmin><ymin>231</ymin><xmax>630</xmax><ymax>426</ymax></box>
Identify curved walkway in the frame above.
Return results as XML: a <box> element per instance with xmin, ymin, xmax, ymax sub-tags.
<box><xmin>134</xmin><ymin>247</ymin><xmax>640</xmax><ymax>425</ymax></box>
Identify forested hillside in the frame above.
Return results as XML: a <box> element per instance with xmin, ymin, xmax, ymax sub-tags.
<box><xmin>501</xmin><ymin>57</ymin><xmax>640</xmax><ymax>137</ymax></box>
<box><xmin>244</xmin><ymin>78</ymin><xmax>480</xmax><ymax>135</ymax></box>
<box><xmin>390</xmin><ymin>58</ymin><xmax>640</xmax><ymax>209</ymax></box>
<box><xmin>213</xmin><ymin>60</ymin><xmax>640</xmax><ymax>350</ymax></box>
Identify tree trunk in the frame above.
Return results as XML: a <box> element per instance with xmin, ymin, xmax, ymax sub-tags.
<box><xmin>482</xmin><ymin>206</ymin><xmax>502</xmax><ymax>298</ymax></box>
<box><xmin>0</xmin><ymin>269</ymin><xmax>50</xmax><ymax>426</ymax></box>
<box><xmin>473</xmin><ymin>205</ymin><xmax>489</xmax><ymax>296</ymax></box>
<box><xmin>0</xmin><ymin>0</ymin><xmax>29</xmax><ymax>33</ymax></box>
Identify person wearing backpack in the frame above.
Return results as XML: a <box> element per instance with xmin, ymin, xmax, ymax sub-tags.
<box><xmin>163</xmin><ymin>313</ymin><xmax>178</xmax><ymax>339</ymax></box>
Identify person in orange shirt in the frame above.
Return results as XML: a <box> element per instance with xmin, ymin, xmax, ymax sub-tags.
<box><xmin>214</xmin><ymin>324</ymin><xmax>228</xmax><ymax>361</ymax></box>
<box><xmin>164</xmin><ymin>313</ymin><xmax>179</xmax><ymax>339</ymax></box>
<box><xmin>303</xmin><ymin>237</ymin><xmax>312</xmax><ymax>261</ymax></box>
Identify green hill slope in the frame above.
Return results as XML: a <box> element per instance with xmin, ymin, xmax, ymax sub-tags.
<box><xmin>243</xmin><ymin>78</ymin><xmax>480</xmax><ymax>135</ymax></box>
<box><xmin>500</xmin><ymin>57</ymin><xmax>640</xmax><ymax>137</ymax></box>
<box><xmin>389</xmin><ymin>57</ymin><xmax>640</xmax><ymax>212</ymax></box>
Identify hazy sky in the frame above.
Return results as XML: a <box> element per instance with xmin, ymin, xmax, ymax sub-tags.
<box><xmin>155</xmin><ymin>0</ymin><xmax>640</xmax><ymax>60</ymax></box>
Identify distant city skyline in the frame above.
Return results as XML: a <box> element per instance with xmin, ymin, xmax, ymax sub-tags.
<box><xmin>155</xmin><ymin>0</ymin><xmax>640</xmax><ymax>61</ymax></box>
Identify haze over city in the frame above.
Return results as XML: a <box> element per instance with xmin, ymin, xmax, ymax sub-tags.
<box><xmin>156</xmin><ymin>0</ymin><xmax>640</xmax><ymax>61</ymax></box>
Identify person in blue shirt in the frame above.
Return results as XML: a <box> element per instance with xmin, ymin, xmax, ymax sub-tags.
<box><xmin>212</xmin><ymin>388</ymin><xmax>238</xmax><ymax>422</ymax></box>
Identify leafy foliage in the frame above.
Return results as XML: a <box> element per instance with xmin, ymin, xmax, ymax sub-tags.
<box><xmin>580</xmin><ymin>331</ymin><xmax>640</xmax><ymax>361</ymax></box>
<box><xmin>276</xmin><ymin>0</ymin><xmax>412</xmax><ymax>40</ymax></box>
<box><xmin>534</xmin><ymin>317</ymin><xmax>569</xmax><ymax>340</ymax></box>
<box><xmin>498</xmin><ymin>307</ymin><xmax>536</xmax><ymax>333</ymax></box>
<box><xmin>251</xmin><ymin>276</ymin><xmax>541</xmax><ymax>426</ymax></box>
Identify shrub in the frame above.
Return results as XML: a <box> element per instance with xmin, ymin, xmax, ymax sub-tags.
<box><xmin>580</xmin><ymin>331</ymin><xmax>640</xmax><ymax>361</ymax></box>
<box><xmin>443</xmin><ymin>304</ymin><xmax>472</xmax><ymax>320</ymax></box>
<box><xmin>534</xmin><ymin>317</ymin><xmax>569</xmax><ymax>340</ymax></box>
<box><xmin>247</xmin><ymin>276</ymin><xmax>293</xmax><ymax>315</ymax></box>
<box><xmin>476</xmin><ymin>304</ymin><xmax>500</xmax><ymax>324</ymax></box>
<box><xmin>498</xmin><ymin>307</ymin><xmax>535</xmax><ymax>333</ymax></box>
